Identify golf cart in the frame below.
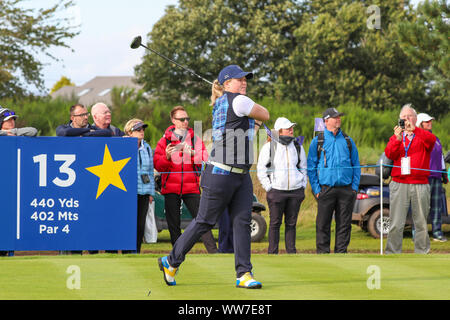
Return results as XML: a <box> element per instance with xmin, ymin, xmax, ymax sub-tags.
<box><xmin>153</xmin><ymin>172</ymin><xmax>267</xmax><ymax>242</ymax></box>
<box><xmin>352</xmin><ymin>159</ymin><xmax>449</xmax><ymax>238</ymax></box>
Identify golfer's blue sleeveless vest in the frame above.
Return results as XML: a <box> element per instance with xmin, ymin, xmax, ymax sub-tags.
<box><xmin>210</xmin><ymin>92</ymin><xmax>255</xmax><ymax>170</ymax></box>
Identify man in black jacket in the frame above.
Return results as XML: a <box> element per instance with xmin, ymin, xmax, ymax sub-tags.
<box><xmin>91</xmin><ymin>102</ymin><xmax>125</xmax><ymax>136</ymax></box>
<box><xmin>56</xmin><ymin>103</ymin><xmax>110</xmax><ymax>255</ymax></box>
<box><xmin>56</xmin><ymin>104</ymin><xmax>111</xmax><ymax>137</ymax></box>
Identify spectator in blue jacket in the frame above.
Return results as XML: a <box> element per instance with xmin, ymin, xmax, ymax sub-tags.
<box><xmin>124</xmin><ymin>118</ymin><xmax>155</xmax><ymax>253</ymax></box>
<box><xmin>307</xmin><ymin>108</ymin><xmax>360</xmax><ymax>254</ymax></box>
<box><xmin>56</xmin><ymin>104</ymin><xmax>111</xmax><ymax>137</ymax></box>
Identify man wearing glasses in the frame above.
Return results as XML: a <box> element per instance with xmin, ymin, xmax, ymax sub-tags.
<box><xmin>56</xmin><ymin>103</ymin><xmax>112</xmax><ymax>255</ymax></box>
<box><xmin>56</xmin><ymin>104</ymin><xmax>111</xmax><ymax>137</ymax></box>
<box><xmin>153</xmin><ymin>106</ymin><xmax>217</xmax><ymax>253</ymax></box>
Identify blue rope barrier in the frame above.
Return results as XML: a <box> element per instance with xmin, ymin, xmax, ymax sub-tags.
<box><xmin>153</xmin><ymin>163</ymin><xmax>448</xmax><ymax>175</ymax></box>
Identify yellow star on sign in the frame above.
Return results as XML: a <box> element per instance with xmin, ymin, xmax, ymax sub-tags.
<box><xmin>85</xmin><ymin>144</ymin><xmax>131</xmax><ymax>199</ymax></box>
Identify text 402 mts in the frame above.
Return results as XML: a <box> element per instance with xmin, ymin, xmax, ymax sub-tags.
<box><xmin>30</xmin><ymin>211</ymin><xmax>79</xmax><ymax>221</ymax></box>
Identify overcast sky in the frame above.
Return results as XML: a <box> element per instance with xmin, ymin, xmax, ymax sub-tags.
<box><xmin>23</xmin><ymin>0</ymin><xmax>178</xmax><ymax>93</ymax></box>
<box><xmin>24</xmin><ymin>0</ymin><xmax>422</xmax><ymax>94</ymax></box>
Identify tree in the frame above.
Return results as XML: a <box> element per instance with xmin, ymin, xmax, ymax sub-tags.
<box><xmin>134</xmin><ymin>0</ymin><xmax>306</xmax><ymax>102</ymax></box>
<box><xmin>280</xmin><ymin>0</ymin><xmax>430</xmax><ymax>111</ymax></box>
<box><xmin>135</xmin><ymin>0</ymin><xmax>445</xmax><ymax>116</ymax></box>
<box><xmin>50</xmin><ymin>76</ymin><xmax>75</xmax><ymax>94</ymax></box>
<box><xmin>0</xmin><ymin>0</ymin><xmax>79</xmax><ymax>98</ymax></box>
<box><xmin>397</xmin><ymin>0</ymin><xmax>449</xmax><ymax>116</ymax></box>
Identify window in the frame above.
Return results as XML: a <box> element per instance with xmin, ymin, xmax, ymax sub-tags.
<box><xmin>77</xmin><ymin>88</ymin><xmax>91</xmax><ymax>96</ymax></box>
<box><xmin>98</xmin><ymin>88</ymin><xmax>111</xmax><ymax>97</ymax></box>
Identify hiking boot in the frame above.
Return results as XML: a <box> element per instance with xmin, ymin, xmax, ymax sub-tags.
<box><xmin>236</xmin><ymin>272</ymin><xmax>262</xmax><ymax>289</ymax></box>
<box><xmin>158</xmin><ymin>256</ymin><xmax>178</xmax><ymax>286</ymax></box>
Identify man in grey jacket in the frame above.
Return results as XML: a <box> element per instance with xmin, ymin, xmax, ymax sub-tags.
<box><xmin>0</xmin><ymin>107</ymin><xmax>37</xmax><ymax>137</ymax></box>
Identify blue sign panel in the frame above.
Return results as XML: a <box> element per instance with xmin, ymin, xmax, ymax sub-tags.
<box><xmin>0</xmin><ymin>137</ymin><xmax>137</xmax><ymax>251</ymax></box>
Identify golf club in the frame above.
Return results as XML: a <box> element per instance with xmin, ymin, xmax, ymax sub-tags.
<box><xmin>131</xmin><ymin>36</ymin><xmax>272</xmax><ymax>138</ymax></box>
<box><xmin>130</xmin><ymin>35</ymin><xmax>213</xmax><ymax>85</ymax></box>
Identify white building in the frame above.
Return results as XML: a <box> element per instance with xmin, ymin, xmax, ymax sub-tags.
<box><xmin>51</xmin><ymin>76</ymin><xmax>143</xmax><ymax>106</ymax></box>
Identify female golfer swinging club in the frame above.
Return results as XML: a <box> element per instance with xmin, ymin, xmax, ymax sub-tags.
<box><xmin>158</xmin><ymin>65</ymin><xmax>270</xmax><ymax>289</ymax></box>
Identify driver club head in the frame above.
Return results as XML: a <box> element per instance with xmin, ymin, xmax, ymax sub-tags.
<box><xmin>130</xmin><ymin>36</ymin><xmax>142</xmax><ymax>49</ymax></box>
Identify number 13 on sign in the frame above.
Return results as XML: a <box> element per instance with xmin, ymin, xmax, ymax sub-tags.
<box><xmin>33</xmin><ymin>154</ymin><xmax>76</xmax><ymax>187</ymax></box>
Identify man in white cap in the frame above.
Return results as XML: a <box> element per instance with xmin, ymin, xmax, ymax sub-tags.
<box><xmin>257</xmin><ymin>117</ymin><xmax>307</xmax><ymax>254</ymax></box>
<box><xmin>307</xmin><ymin>108</ymin><xmax>360</xmax><ymax>254</ymax></box>
<box><xmin>416</xmin><ymin>113</ymin><xmax>447</xmax><ymax>242</ymax></box>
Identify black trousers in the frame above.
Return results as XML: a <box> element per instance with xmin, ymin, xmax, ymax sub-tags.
<box><xmin>136</xmin><ymin>194</ymin><xmax>150</xmax><ymax>253</ymax></box>
<box><xmin>122</xmin><ymin>194</ymin><xmax>149</xmax><ymax>254</ymax></box>
<box><xmin>316</xmin><ymin>185</ymin><xmax>356</xmax><ymax>254</ymax></box>
<box><xmin>218</xmin><ymin>208</ymin><xmax>234</xmax><ymax>253</ymax></box>
<box><xmin>169</xmin><ymin>165</ymin><xmax>253</xmax><ymax>277</ymax></box>
<box><xmin>266</xmin><ymin>188</ymin><xmax>305</xmax><ymax>254</ymax></box>
<box><xmin>164</xmin><ymin>193</ymin><xmax>217</xmax><ymax>253</ymax></box>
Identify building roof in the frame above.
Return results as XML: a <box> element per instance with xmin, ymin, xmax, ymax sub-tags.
<box><xmin>50</xmin><ymin>76</ymin><xmax>143</xmax><ymax>106</ymax></box>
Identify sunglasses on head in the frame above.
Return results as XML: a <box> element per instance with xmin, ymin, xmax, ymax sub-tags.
<box><xmin>1</xmin><ymin>111</ymin><xmax>16</xmax><ymax>117</ymax></box>
<box><xmin>174</xmin><ymin>117</ymin><xmax>190</xmax><ymax>122</ymax></box>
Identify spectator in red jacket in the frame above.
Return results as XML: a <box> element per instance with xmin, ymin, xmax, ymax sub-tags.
<box><xmin>384</xmin><ymin>104</ymin><xmax>436</xmax><ymax>254</ymax></box>
<box><xmin>153</xmin><ymin>106</ymin><xmax>217</xmax><ymax>253</ymax></box>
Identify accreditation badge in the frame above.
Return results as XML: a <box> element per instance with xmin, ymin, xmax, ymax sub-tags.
<box><xmin>401</xmin><ymin>156</ymin><xmax>411</xmax><ymax>175</ymax></box>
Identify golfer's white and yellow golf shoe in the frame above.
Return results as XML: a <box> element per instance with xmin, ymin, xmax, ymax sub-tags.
<box><xmin>158</xmin><ymin>256</ymin><xmax>178</xmax><ymax>286</ymax></box>
<box><xmin>236</xmin><ymin>272</ymin><xmax>262</xmax><ymax>289</ymax></box>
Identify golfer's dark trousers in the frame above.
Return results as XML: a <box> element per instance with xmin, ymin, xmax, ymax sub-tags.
<box><xmin>267</xmin><ymin>188</ymin><xmax>305</xmax><ymax>254</ymax></box>
<box><xmin>218</xmin><ymin>208</ymin><xmax>234</xmax><ymax>253</ymax></box>
<box><xmin>169</xmin><ymin>164</ymin><xmax>253</xmax><ymax>277</ymax></box>
<box><xmin>316</xmin><ymin>185</ymin><xmax>356</xmax><ymax>254</ymax></box>
<box><xmin>164</xmin><ymin>193</ymin><xmax>217</xmax><ymax>253</ymax></box>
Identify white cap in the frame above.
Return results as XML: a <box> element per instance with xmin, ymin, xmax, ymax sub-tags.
<box><xmin>274</xmin><ymin>117</ymin><xmax>296</xmax><ymax>130</ymax></box>
<box><xmin>416</xmin><ymin>113</ymin><xmax>434</xmax><ymax>127</ymax></box>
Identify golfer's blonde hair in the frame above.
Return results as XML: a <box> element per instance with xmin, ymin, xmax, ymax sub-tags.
<box><xmin>210</xmin><ymin>79</ymin><xmax>233</xmax><ymax>106</ymax></box>
<box><xmin>210</xmin><ymin>80</ymin><xmax>223</xmax><ymax>106</ymax></box>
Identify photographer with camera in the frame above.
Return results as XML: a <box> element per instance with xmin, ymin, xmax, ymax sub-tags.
<box><xmin>123</xmin><ymin>119</ymin><xmax>155</xmax><ymax>253</ymax></box>
<box><xmin>384</xmin><ymin>104</ymin><xmax>436</xmax><ymax>254</ymax></box>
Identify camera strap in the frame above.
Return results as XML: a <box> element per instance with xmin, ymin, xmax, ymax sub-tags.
<box><xmin>402</xmin><ymin>133</ymin><xmax>415</xmax><ymax>158</ymax></box>
<box><xmin>138</xmin><ymin>145</ymin><xmax>152</xmax><ymax>168</ymax></box>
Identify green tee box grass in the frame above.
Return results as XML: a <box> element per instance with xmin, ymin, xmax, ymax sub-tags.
<box><xmin>1</xmin><ymin>254</ymin><xmax>450</xmax><ymax>300</ymax></box>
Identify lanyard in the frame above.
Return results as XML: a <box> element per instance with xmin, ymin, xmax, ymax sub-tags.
<box><xmin>402</xmin><ymin>132</ymin><xmax>415</xmax><ymax>158</ymax></box>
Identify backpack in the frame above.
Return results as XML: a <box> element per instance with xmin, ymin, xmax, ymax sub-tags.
<box><xmin>316</xmin><ymin>131</ymin><xmax>352</xmax><ymax>167</ymax></box>
<box><xmin>266</xmin><ymin>136</ymin><xmax>304</xmax><ymax>172</ymax></box>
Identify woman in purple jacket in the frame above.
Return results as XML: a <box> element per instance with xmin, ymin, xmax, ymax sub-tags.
<box><xmin>417</xmin><ymin>113</ymin><xmax>448</xmax><ymax>242</ymax></box>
